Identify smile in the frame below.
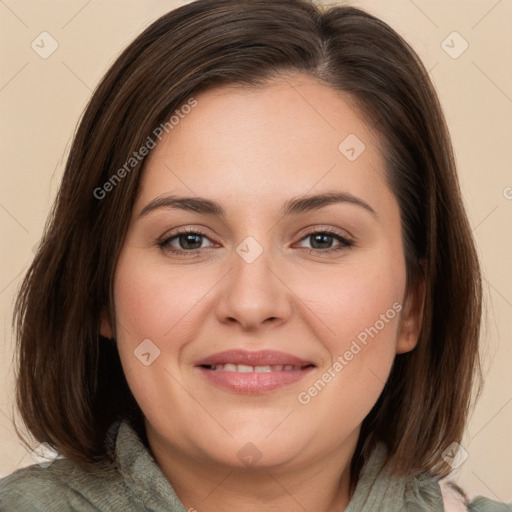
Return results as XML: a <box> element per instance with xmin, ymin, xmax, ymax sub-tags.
<box><xmin>195</xmin><ymin>350</ymin><xmax>316</xmax><ymax>393</ymax></box>
<box><xmin>201</xmin><ymin>364</ymin><xmax>309</xmax><ymax>372</ymax></box>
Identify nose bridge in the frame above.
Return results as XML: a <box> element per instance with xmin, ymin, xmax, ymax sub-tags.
<box><xmin>215</xmin><ymin>233</ymin><xmax>292</xmax><ymax>328</ymax></box>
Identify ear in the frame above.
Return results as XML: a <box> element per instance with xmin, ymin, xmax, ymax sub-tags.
<box><xmin>396</xmin><ymin>270</ymin><xmax>426</xmax><ymax>354</ymax></box>
<box><xmin>99</xmin><ymin>307</ymin><xmax>113</xmax><ymax>339</ymax></box>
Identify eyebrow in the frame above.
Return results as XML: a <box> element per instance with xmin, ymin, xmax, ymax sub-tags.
<box><xmin>138</xmin><ymin>192</ymin><xmax>376</xmax><ymax>219</ymax></box>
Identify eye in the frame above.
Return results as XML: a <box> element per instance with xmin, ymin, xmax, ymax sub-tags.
<box><xmin>158</xmin><ymin>228</ymin><xmax>215</xmax><ymax>255</ymax></box>
<box><xmin>294</xmin><ymin>229</ymin><xmax>354</xmax><ymax>254</ymax></box>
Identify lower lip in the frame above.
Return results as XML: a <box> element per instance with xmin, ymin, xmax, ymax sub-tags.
<box><xmin>196</xmin><ymin>366</ymin><xmax>315</xmax><ymax>393</ymax></box>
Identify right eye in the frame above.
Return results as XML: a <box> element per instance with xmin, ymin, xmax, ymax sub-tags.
<box><xmin>158</xmin><ymin>228</ymin><xmax>217</xmax><ymax>256</ymax></box>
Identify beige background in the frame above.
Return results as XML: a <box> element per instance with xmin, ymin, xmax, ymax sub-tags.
<box><xmin>1</xmin><ymin>0</ymin><xmax>511</xmax><ymax>503</ymax></box>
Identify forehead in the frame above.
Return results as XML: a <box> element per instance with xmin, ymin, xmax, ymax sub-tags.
<box><xmin>137</xmin><ymin>74</ymin><xmax>391</xmax><ymax>216</ymax></box>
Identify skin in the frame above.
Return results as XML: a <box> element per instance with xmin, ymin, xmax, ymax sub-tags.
<box><xmin>102</xmin><ymin>72</ymin><xmax>424</xmax><ymax>512</ymax></box>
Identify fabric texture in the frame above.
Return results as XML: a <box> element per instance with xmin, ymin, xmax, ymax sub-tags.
<box><xmin>0</xmin><ymin>419</ymin><xmax>510</xmax><ymax>511</ymax></box>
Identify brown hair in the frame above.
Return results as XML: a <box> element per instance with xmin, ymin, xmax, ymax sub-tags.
<box><xmin>13</xmin><ymin>0</ymin><xmax>482</xmax><ymax>483</ymax></box>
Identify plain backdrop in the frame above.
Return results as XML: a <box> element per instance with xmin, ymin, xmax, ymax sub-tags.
<box><xmin>1</xmin><ymin>0</ymin><xmax>511</xmax><ymax>503</ymax></box>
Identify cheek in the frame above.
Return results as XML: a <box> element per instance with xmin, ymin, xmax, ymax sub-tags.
<box><xmin>293</xmin><ymin>252</ymin><xmax>405</xmax><ymax>418</ymax></box>
<box><xmin>110</xmin><ymin>249</ymin><xmax>210</xmax><ymax>395</ymax></box>
<box><xmin>112</xmin><ymin>250</ymin><xmax>212</xmax><ymax>345</ymax></box>
<box><xmin>298</xmin><ymin>251</ymin><xmax>405</xmax><ymax>351</ymax></box>
<box><xmin>111</xmin><ymin>250</ymin><xmax>209</xmax><ymax>415</ymax></box>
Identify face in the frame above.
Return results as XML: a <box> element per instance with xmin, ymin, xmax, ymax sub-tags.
<box><xmin>103</xmin><ymin>73</ymin><xmax>423</xmax><ymax>472</ymax></box>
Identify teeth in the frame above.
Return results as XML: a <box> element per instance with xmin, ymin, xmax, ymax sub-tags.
<box><xmin>254</xmin><ymin>365</ymin><xmax>272</xmax><ymax>372</ymax></box>
<box><xmin>207</xmin><ymin>364</ymin><xmax>304</xmax><ymax>372</ymax></box>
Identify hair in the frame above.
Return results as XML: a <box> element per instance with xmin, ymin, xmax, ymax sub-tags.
<box><xmin>12</xmin><ymin>0</ymin><xmax>482</xmax><ymax>486</ymax></box>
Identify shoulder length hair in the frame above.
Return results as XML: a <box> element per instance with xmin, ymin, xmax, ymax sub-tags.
<box><xmin>13</xmin><ymin>0</ymin><xmax>482</xmax><ymax>480</ymax></box>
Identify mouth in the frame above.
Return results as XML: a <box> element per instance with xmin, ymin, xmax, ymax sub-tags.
<box><xmin>200</xmin><ymin>363</ymin><xmax>313</xmax><ymax>372</ymax></box>
<box><xmin>195</xmin><ymin>350</ymin><xmax>316</xmax><ymax>393</ymax></box>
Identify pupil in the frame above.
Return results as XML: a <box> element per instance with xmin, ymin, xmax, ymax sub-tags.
<box><xmin>311</xmin><ymin>233</ymin><xmax>332</xmax><ymax>249</ymax></box>
<box><xmin>180</xmin><ymin>234</ymin><xmax>202</xmax><ymax>250</ymax></box>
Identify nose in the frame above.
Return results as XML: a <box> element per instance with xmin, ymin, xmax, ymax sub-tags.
<box><xmin>215</xmin><ymin>238</ymin><xmax>293</xmax><ymax>331</ymax></box>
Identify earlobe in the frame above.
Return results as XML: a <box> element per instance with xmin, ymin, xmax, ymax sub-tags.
<box><xmin>396</xmin><ymin>271</ymin><xmax>426</xmax><ymax>354</ymax></box>
<box><xmin>99</xmin><ymin>308</ymin><xmax>113</xmax><ymax>339</ymax></box>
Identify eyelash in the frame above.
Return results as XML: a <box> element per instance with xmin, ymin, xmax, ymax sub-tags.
<box><xmin>157</xmin><ymin>227</ymin><xmax>354</xmax><ymax>257</ymax></box>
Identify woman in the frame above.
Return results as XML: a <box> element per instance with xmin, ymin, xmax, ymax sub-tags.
<box><xmin>1</xmin><ymin>1</ymin><xmax>509</xmax><ymax>510</ymax></box>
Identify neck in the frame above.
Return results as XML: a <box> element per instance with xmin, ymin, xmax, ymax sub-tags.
<box><xmin>147</xmin><ymin>426</ymin><xmax>360</xmax><ymax>512</ymax></box>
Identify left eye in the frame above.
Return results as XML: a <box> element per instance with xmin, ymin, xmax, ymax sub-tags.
<box><xmin>295</xmin><ymin>231</ymin><xmax>352</xmax><ymax>251</ymax></box>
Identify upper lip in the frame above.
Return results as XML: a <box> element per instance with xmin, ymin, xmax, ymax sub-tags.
<box><xmin>196</xmin><ymin>349</ymin><xmax>315</xmax><ymax>367</ymax></box>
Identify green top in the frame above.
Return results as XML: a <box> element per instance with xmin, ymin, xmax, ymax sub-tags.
<box><xmin>0</xmin><ymin>419</ymin><xmax>510</xmax><ymax>511</ymax></box>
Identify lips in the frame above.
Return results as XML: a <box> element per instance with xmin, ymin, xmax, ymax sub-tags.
<box><xmin>195</xmin><ymin>349</ymin><xmax>315</xmax><ymax>369</ymax></box>
<box><xmin>203</xmin><ymin>363</ymin><xmax>305</xmax><ymax>372</ymax></box>
<box><xmin>195</xmin><ymin>349</ymin><xmax>316</xmax><ymax>393</ymax></box>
